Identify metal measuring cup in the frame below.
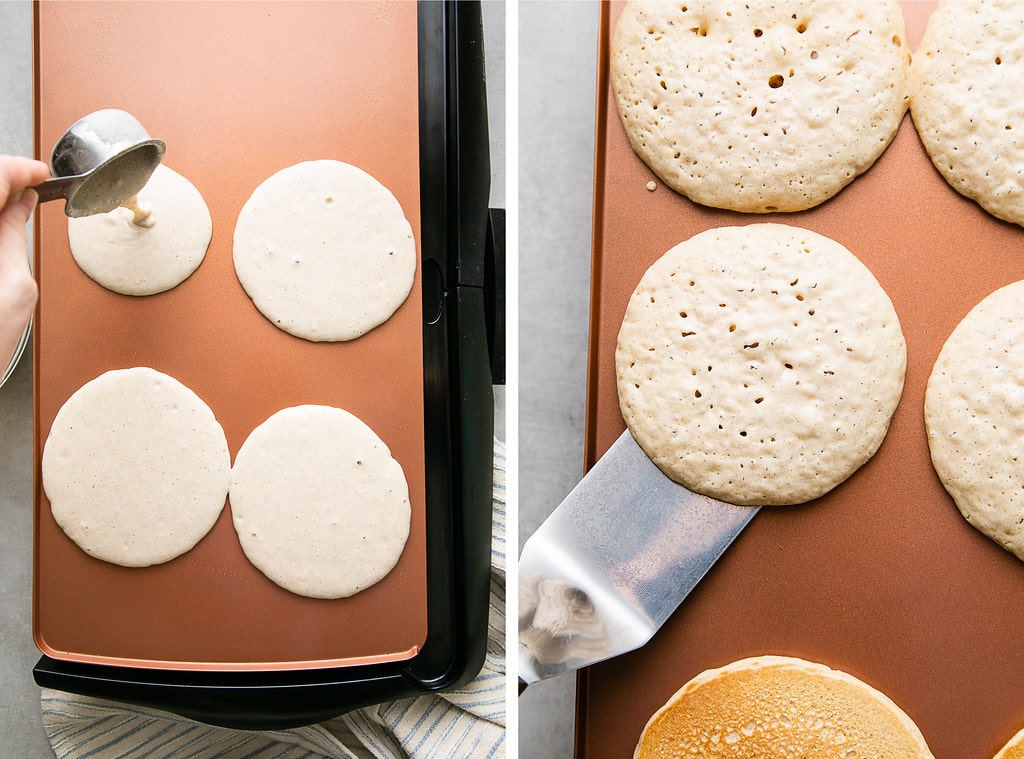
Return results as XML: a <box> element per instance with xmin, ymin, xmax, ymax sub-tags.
<box><xmin>33</xmin><ymin>109</ymin><xmax>165</xmax><ymax>217</ymax></box>
<box><xmin>2</xmin><ymin>109</ymin><xmax>167</xmax><ymax>387</ymax></box>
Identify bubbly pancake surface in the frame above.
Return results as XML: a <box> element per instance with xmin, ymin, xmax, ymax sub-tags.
<box><xmin>232</xmin><ymin>160</ymin><xmax>417</xmax><ymax>342</ymax></box>
<box><xmin>67</xmin><ymin>164</ymin><xmax>212</xmax><ymax>295</ymax></box>
<box><xmin>634</xmin><ymin>656</ymin><xmax>934</xmax><ymax>758</ymax></box>
<box><xmin>41</xmin><ymin>367</ymin><xmax>231</xmax><ymax>567</ymax></box>
<box><xmin>230</xmin><ymin>405</ymin><xmax>411</xmax><ymax>599</ymax></box>
<box><xmin>925</xmin><ymin>280</ymin><xmax>1024</xmax><ymax>561</ymax></box>
<box><xmin>611</xmin><ymin>0</ymin><xmax>910</xmax><ymax>212</ymax></box>
<box><xmin>910</xmin><ymin>0</ymin><xmax>1024</xmax><ymax>227</ymax></box>
<box><xmin>615</xmin><ymin>223</ymin><xmax>906</xmax><ymax>506</ymax></box>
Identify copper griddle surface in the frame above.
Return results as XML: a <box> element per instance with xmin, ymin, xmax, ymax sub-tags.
<box><xmin>579</xmin><ymin>2</ymin><xmax>1024</xmax><ymax>757</ymax></box>
<box><xmin>33</xmin><ymin>2</ymin><xmax>427</xmax><ymax>671</ymax></box>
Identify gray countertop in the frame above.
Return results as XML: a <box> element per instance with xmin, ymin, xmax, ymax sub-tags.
<box><xmin>0</xmin><ymin>1</ymin><xmax>56</xmax><ymax>752</ymax></box>
<box><xmin>518</xmin><ymin>1</ymin><xmax>600</xmax><ymax>756</ymax></box>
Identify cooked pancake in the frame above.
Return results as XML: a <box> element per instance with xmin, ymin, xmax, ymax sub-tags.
<box><xmin>42</xmin><ymin>367</ymin><xmax>231</xmax><ymax>567</ymax></box>
<box><xmin>910</xmin><ymin>0</ymin><xmax>1024</xmax><ymax>227</ymax></box>
<box><xmin>67</xmin><ymin>164</ymin><xmax>212</xmax><ymax>295</ymax></box>
<box><xmin>925</xmin><ymin>280</ymin><xmax>1024</xmax><ymax>561</ymax></box>
<box><xmin>615</xmin><ymin>224</ymin><xmax>906</xmax><ymax>506</ymax></box>
<box><xmin>230</xmin><ymin>405</ymin><xmax>411</xmax><ymax>599</ymax></box>
<box><xmin>635</xmin><ymin>656</ymin><xmax>934</xmax><ymax>758</ymax></box>
<box><xmin>232</xmin><ymin>160</ymin><xmax>417</xmax><ymax>342</ymax></box>
<box><xmin>996</xmin><ymin>727</ymin><xmax>1024</xmax><ymax>759</ymax></box>
<box><xmin>611</xmin><ymin>0</ymin><xmax>910</xmax><ymax>212</ymax></box>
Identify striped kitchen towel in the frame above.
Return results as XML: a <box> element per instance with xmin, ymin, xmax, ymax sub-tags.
<box><xmin>40</xmin><ymin>440</ymin><xmax>507</xmax><ymax>759</ymax></box>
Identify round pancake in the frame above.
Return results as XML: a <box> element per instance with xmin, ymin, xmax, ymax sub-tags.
<box><xmin>232</xmin><ymin>160</ymin><xmax>417</xmax><ymax>342</ymax></box>
<box><xmin>230</xmin><ymin>405</ymin><xmax>411</xmax><ymax>599</ymax></box>
<box><xmin>67</xmin><ymin>164</ymin><xmax>212</xmax><ymax>295</ymax></box>
<box><xmin>996</xmin><ymin>727</ymin><xmax>1024</xmax><ymax>759</ymax></box>
<box><xmin>925</xmin><ymin>280</ymin><xmax>1024</xmax><ymax>561</ymax></box>
<box><xmin>611</xmin><ymin>0</ymin><xmax>910</xmax><ymax>212</ymax></box>
<box><xmin>42</xmin><ymin>367</ymin><xmax>231</xmax><ymax>567</ymax></box>
<box><xmin>615</xmin><ymin>224</ymin><xmax>906</xmax><ymax>506</ymax></box>
<box><xmin>634</xmin><ymin>656</ymin><xmax>934</xmax><ymax>758</ymax></box>
<box><xmin>910</xmin><ymin>0</ymin><xmax>1024</xmax><ymax>227</ymax></box>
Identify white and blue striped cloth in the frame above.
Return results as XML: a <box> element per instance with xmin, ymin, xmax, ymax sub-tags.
<box><xmin>41</xmin><ymin>441</ymin><xmax>507</xmax><ymax>759</ymax></box>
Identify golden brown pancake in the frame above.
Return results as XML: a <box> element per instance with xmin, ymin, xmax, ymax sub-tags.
<box><xmin>996</xmin><ymin>727</ymin><xmax>1024</xmax><ymax>759</ymax></box>
<box><xmin>634</xmin><ymin>656</ymin><xmax>933</xmax><ymax>758</ymax></box>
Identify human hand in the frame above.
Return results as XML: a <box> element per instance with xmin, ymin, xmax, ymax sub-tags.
<box><xmin>0</xmin><ymin>156</ymin><xmax>51</xmax><ymax>372</ymax></box>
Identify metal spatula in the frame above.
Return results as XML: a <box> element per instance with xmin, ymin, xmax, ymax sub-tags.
<box><xmin>518</xmin><ymin>429</ymin><xmax>760</xmax><ymax>684</ymax></box>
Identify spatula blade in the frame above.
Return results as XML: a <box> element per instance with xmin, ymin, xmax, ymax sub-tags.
<box><xmin>518</xmin><ymin>430</ymin><xmax>759</xmax><ymax>683</ymax></box>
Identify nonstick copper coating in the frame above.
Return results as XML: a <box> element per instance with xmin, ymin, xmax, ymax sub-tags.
<box><xmin>578</xmin><ymin>2</ymin><xmax>1024</xmax><ymax>757</ymax></box>
<box><xmin>33</xmin><ymin>2</ymin><xmax>427</xmax><ymax>671</ymax></box>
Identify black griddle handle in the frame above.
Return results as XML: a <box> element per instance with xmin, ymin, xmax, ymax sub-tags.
<box><xmin>486</xmin><ymin>207</ymin><xmax>505</xmax><ymax>385</ymax></box>
<box><xmin>34</xmin><ymin>0</ymin><xmax>497</xmax><ymax>731</ymax></box>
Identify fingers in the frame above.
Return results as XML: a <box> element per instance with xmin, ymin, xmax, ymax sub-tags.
<box><xmin>0</xmin><ymin>169</ymin><xmax>41</xmax><ymax>315</ymax></box>
<box><xmin>0</xmin><ymin>156</ymin><xmax>50</xmax><ymax>207</ymax></box>
<box><xmin>0</xmin><ymin>159</ymin><xmax>45</xmax><ymax>288</ymax></box>
<box><xmin>0</xmin><ymin>157</ymin><xmax>45</xmax><ymax>368</ymax></box>
<box><xmin>0</xmin><ymin>191</ymin><xmax>38</xmax><ymax>365</ymax></box>
<box><xmin>0</xmin><ymin>187</ymin><xmax>37</xmax><ymax>251</ymax></box>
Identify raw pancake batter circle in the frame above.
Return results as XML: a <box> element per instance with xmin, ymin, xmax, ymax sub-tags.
<box><xmin>611</xmin><ymin>0</ymin><xmax>910</xmax><ymax>212</ymax></box>
<box><xmin>925</xmin><ymin>280</ymin><xmax>1024</xmax><ymax>562</ymax></box>
<box><xmin>232</xmin><ymin>160</ymin><xmax>417</xmax><ymax>341</ymax></box>
<box><xmin>41</xmin><ymin>367</ymin><xmax>231</xmax><ymax>567</ymax></box>
<box><xmin>634</xmin><ymin>656</ymin><xmax>934</xmax><ymax>758</ymax></box>
<box><xmin>229</xmin><ymin>405</ymin><xmax>411</xmax><ymax>599</ymax></box>
<box><xmin>67</xmin><ymin>164</ymin><xmax>212</xmax><ymax>295</ymax></box>
<box><xmin>615</xmin><ymin>223</ymin><xmax>906</xmax><ymax>506</ymax></box>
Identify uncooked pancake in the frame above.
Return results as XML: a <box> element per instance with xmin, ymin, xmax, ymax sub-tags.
<box><xmin>910</xmin><ymin>0</ymin><xmax>1024</xmax><ymax>227</ymax></box>
<box><xmin>232</xmin><ymin>160</ymin><xmax>417</xmax><ymax>342</ymax></box>
<box><xmin>996</xmin><ymin>727</ymin><xmax>1024</xmax><ymax>759</ymax></box>
<box><xmin>67</xmin><ymin>164</ymin><xmax>212</xmax><ymax>295</ymax></box>
<box><xmin>925</xmin><ymin>280</ymin><xmax>1024</xmax><ymax>561</ymax></box>
<box><xmin>41</xmin><ymin>367</ymin><xmax>231</xmax><ymax>567</ymax></box>
<box><xmin>230</xmin><ymin>405</ymin><xmax>411</xmax><ymax>599</ymax></box>
<box><xmin>615</xmin><ymin>223</ymin><xmax>906</xmax><ymax>506</ymax></box>
<box><xmin>634</xmin><ymin>656</ymin><xmax>934</xmax><ymax>758</ymax></box>
<box><xmin>611</xmin><ymin>0</ymin><xmax>910</xmax><ymax>212</ymax></box>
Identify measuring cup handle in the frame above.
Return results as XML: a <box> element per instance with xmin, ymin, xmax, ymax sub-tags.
<box><xmin>32</xmin><ymin>175</ymin><xmax>78</xmax><ymax>205</ymax></box>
